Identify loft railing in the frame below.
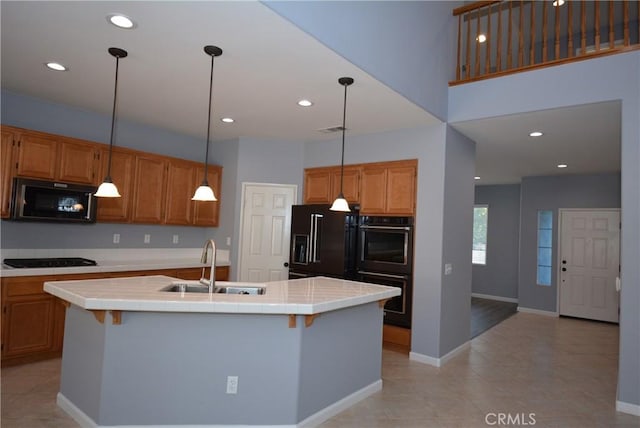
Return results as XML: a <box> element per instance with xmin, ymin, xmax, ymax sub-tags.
<box><xmin>452</xmin><ymin>0</ymin><xmax>640</xmax><ymax>85</ymax></box>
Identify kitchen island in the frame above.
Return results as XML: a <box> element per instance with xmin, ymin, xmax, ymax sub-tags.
<box><xmin>44</xmin><ymin>275</ymin><xmax>399</xmax><ymax>427</ymax></box>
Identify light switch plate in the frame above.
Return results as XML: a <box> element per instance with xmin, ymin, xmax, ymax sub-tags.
<box><xmin>444</xmin><ymin>263</ymin><xmax>453</xmax><ymax>275</ymax></box>
<box><xmin>144</xmin><ymin>234</ymin><xmax>151</xmax><ymax>244</ymax></box>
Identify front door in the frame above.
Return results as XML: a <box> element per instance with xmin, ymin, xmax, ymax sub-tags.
<box><xmin>238</xmin><ymin>183</ymin><xmax>297</xmax><ymax>282</ymax></box>
<box><xmin>559</xmin><ymin>209</ymin><xmax>620</xmax><ymax>323</ymax></box>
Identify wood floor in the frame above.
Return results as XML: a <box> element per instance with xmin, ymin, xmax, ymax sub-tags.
<box><xmin>470</xmin><ymin>296</ymin><xmax>517</xmax><ymax>338</ymax></box>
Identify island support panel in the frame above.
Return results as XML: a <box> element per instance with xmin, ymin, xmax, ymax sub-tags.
<box><xmin>58</xmin><ymin>303</ymin><xmax>384</xmax><ymax>426</ymax></box>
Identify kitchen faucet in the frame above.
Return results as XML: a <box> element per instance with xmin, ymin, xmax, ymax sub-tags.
<box><xmin>199</xmin><ymin>239</ymin><xmax>216</xmax><ymax>293</ymax></box>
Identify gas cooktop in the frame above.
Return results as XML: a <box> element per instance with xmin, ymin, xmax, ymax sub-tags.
<box><xmin>3</xmin><ymin>257</ymin><xmax>98</xmax><ymax>269</ymax></box>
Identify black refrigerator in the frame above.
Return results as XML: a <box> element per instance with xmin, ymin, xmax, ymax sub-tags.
<box><xmin>288</xmin><ymin>204</ymin><xmax>358</xmax><ymax>279</ymax></box>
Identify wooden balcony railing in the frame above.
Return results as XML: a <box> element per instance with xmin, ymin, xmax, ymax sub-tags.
<box><xmin>451</xmin><ymin>0</ymin><xmax>640</xmax><ymax>85</ymax></box>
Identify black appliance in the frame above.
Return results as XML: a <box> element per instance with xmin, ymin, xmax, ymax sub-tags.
<box><xmin>357</xmin><ymin>215</ymin><xmax>414</xmax><ymax>328</ymax></box>
<box><xmin>288</xmin><ymin>204</ymin><xmax>358</xmax><ymax>279</ymax></box>
<box><xmin>3</xmin><ymin>257</ymin><xmax>97</xmax><ymax>268</ymax></box>
<box><xmin>357</xmin><ymin>270</ymin><xmax>412</xmax><ymax>329</ymax></box>
<box><xmin>358</xmin><ymin>216</ymin><xmax>413</xmax><ymax>274</ymax></box>
<box><xmin>10</xmin><ymin>177</ymin><xmax>97</xmax><ymax>223</ymax></box>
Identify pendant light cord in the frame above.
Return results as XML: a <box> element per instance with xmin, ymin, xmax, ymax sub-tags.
<box><xmin>202</xmin><ymin>53</ymin><xmax>216</xmax><ymax>186</ymax></box>
<box><xmin>106</xmin><ymin>55</ymin><xmax>121</xmax><ymax>180</ymax></box>
<box><xmin>339</xmin><ymin>81</ymin><xmax>348</xmax><ymax>194</ymax></box>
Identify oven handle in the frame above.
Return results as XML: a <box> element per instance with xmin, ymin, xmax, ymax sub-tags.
<box><xmin>358</xmin><ymin>270</ymin><xmax>408</xmax><ymax>280</ymax></box>
<box><xmin>360</xmin><ymin>225</ymin><xmax>412</xmax><ymax>231</ymax></box>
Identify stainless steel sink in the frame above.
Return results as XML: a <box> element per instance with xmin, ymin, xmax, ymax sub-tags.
<box><xmin>162</xmin><ymin>281</ymin><xmax>265</xmax><ymax>295</ymax></box>
<box><xmin>163</xmin><ymin>282</ymin><xmax>210</xmax><ymax>293</ymax></box>
<box><xmin>215</xmin><ymin>286</ymin><xmax>265</xmax><ymax>295</ymax></box>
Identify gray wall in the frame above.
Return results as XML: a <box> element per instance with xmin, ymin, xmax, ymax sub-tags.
<box><xmin>264</xmin><ymin>0</ymin><xmax>460</xmax><ymax>121</ymax></box>
<box><xmin>473</xmin><ymin>184</ymin><xmax>521</xmax><ymax>300</ymax></box>
<box><xmin>449</xmin><ymin>50</ymin><xmax>640</xmax><ymax>407</ymax></box>
<box><xmin>518</xmin><ymin>173</ymin><xmax>621</xmax><ymax>313</ymax></box>
<box><xmin>439</xmin><ymin>126</ymin><xmax>475</xmax><ymax>351</ymax></box>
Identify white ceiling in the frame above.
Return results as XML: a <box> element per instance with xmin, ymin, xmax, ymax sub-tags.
<box><xmin>1</xmin><ymin>1</ymin><xmax>622</xmax><ymax>185</ymax></box>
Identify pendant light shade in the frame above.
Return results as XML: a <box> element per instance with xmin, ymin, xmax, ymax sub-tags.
<box><xmin>192</xmin><ymin>45</ymin><xmax>222</xmax><ymax>202</ymax></box>
<box><xmin>95</xmin><ymin>47</ymin><xmax>127</xmax><ymax>198</ymax></box>
<box><xmin>330</xmin><ymin>77</ymin><xmax>354</xmax><ymax>212</ymax></box>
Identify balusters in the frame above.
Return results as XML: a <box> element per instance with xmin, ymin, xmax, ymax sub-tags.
<box><xmin>595</xmin><ymin>0</ymin><xmax>601</xmax><ymax>51</ymax></box>
<box><xmin>543</xmin><ymin>1</ymin><xmax>548</xmax><ymax>62</ymax></box>
<box><xmin>496</xmin><ymin>1</ymin><xmax>502</xmax><ymax>72</ymax></box>
<box><xmin>581</xmin><ymin>0</ymin><xmax>587</xmax><ymax>55</ymax></box>
<box><xmin>609</xmin><ymin>1</ymin><xmax>615</xmax><ymax>49</ymax></box>
<box><xmin>507</xmin><ymin>1</ymin><xmax>513</xmax><ymax>69</ymax></box>
<box><xmin>568</xmin><ymin>1</ymin><xmax>574</xmax><ymax>57</ymax></box>
<box><xmin>486</xmin><ymin>3</ymin><xmax>492</xmax><ymax>74</ymax></box>
<box><xmin>530</xmin><ymin>1</ymin><xmax>536</xmax><ymax>65</ymax></box>
<box><xmin>555</xmin><ymin>0</ymin><xmax>561</xmax><ymax>59</ymax></box>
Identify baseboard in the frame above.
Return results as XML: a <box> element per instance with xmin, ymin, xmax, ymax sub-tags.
<box><xmin>517</xmin><ymin>306</ymin><xmax>559</xmax><ymax>317</ymax></box>
<box><xmin>472</xmin><ymin>293</ymin><xmax>518</xmax><ymax>303</ymax></box>
<box><xmin>57</xmin><ymin>393</ymin><xmax>98</xmax><ymax>428</ymax></box>
<box><xmin>298</xmin><ymin>380</ymin><xmax>383</xmax><ymax>427</ymax></box>
<box><xmin>617</xmin><ymin>400</ymin><xmax>640</xmax><ymax>416</ymax></box>
<box><xmin>409</xmin><ymin>341</ymin><xmax>470</xmax><ymax>367</ymax></box>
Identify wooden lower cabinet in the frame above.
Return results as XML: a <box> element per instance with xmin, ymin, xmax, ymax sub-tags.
<box><xmin>382</xmin><ymin>325</ymin><xmax>411</xmax><ymax>354</ymax></box>
<box><xmin>0</xmin><ymin>266</ymin><xmax>230</xmax><ymax>366</ymax></box>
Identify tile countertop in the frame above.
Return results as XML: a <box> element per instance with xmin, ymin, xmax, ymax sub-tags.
<box><xmin>0</xmin><ymin>257</ymin><xmax>230</xmax><ymax>278</ymax></box>
<box><xmin>43</xmin><ymin>275</ymin><xmax>401</xmax><ymax>315</ymax></box>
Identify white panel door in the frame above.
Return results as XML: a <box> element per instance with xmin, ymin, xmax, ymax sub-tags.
<box><xmin>559</xmin><ymin>209</ymin><xmax>620</xmax><ymax>323</ymax></box>
<box><xmin>238</xmin><ymin>183</ymin><xmax>296</xmax><ymax>282</ymax></box>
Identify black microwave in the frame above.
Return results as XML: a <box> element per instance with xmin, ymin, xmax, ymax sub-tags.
<box><xmin>10</xmin><ymin>178</ymin><xmax>98</xmax><ymax>223</ymax></box>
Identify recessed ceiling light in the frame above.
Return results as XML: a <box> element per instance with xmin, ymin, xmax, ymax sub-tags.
<box><xmin>476</xmin><ymin>34</ymin><xmax>487</xmax><ymax>43</ymax></box>
<box><xmin>557</xmin><ymin>164</ymin><xmax>568</xmax><ymax>168</ymax></box>
<box><xmin>297</xmin><ymin>99</ymin><xmax>313</xmax><ymax>107</ymax></box>
<box><xmin>529</xmin><ymin>131</ymin><xmax>543</xmax><ymax>137</ymax></box>
<box><xmin>553</xmin><ymin>0</ymin><xmax>565</xmax><ymax>6</ymax></box>
<box><xmin>474</xmin><ymin>176</ymin><xmax>481</xmax><ymax>180</ymax></box>
<box><xmin>221</xmin><ymin>117</ymin><xmax>234</xmax><ymax>123</ymax></box>
<box><xmin>45</xmin><ymin>62</ymin><xmax>67</xmax><ymax>71</ymax></box>
<box><xmin>107</xmin><ymin>14</ymin><xmax>136</xmax><ymax>29</ymax></box>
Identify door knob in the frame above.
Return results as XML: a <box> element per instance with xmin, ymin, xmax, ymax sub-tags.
<box><xmin>284</xmin><ymin>262</ymin><xmax>289</xmax><ymax>267</ymax></box>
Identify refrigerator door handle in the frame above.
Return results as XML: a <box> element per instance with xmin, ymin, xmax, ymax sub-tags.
<box><xmin>310</xmin><ymin>213</ymin><xmax>323</xmax><ymax>263</ymax></box>
<box><xmin>309</xmin><ymin>213</ymin><xmax>315</xmax><ymax>263</ymax></box>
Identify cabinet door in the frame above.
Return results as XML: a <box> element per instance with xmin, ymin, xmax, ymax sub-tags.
<box><xmin>1</xmin><ymin>129</ymin><xmax>16</xmax><ymax>218</ymax></box>
<box><xmin>303</xmin><ymin>168</ymin><xmax>332</xmax><ymax>204</ymax></box>
<box><xmin>165</xmin><ymin>159</ymin><xmax>197</xmax><ymax>225</ymax></box>
<box><xmin>2</xmin><ymin>297</ymin><xmax>54</xmax><ymax>358</ymax></box>
<box><xmin>331</xmin><ymin>166</ymin><xmax>360</xmax><ymax>204</ymax></box>
<box><xmin>57</xmin><ymin>139</ymin><xmax>99</xmax><ymax>184</ymax></box>
<box><xmin>386</xmin><ymin>165</ymin><xmax>416</xmax><ymax>215</ymax></box>
<box><xmin>96</xmin><ymin>148</ymin><xmax>134</xmax><ymax>222</ymax></box>
<box><xmin>131</xmin><ymin>155</ymin><xmax>167</xmax><ymax>223</ymax></box>
<box><xmin>14</xmin><ymin>133</ymin><xmax>57</xmax><ymax>179</ymax></box>
<box><xmin>193</xmin><ymin>166</ymin><xmax>222</xmax><ymax>227</ymax></box>
<box><xmin>359</xmin><ymin>166</ymin><xmax>387</xmax><ymax>214</ymax></box>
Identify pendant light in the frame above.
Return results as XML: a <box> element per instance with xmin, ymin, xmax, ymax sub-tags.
<box><xmin>95</xmin><ymin>47</ymin><xmax>127</xmax><ymax>198</ymax></box>
<box><xmin>330</xmin><ymin>77</ymin><xmax>354</xmax><ymax>212</ymax></box>
<box><xmin>192</xmin><ymin>45</ymin><xmax>223</xmax><ymax>201</ymax></box>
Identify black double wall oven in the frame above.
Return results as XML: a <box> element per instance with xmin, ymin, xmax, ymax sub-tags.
<box><xmin>357</xmin><ymin>216</ymin><xmax>414</xmax><ymax>328</ymax></box>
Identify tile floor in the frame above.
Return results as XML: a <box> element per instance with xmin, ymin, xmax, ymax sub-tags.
<box><xmin>2</xmin><ymin>313</ymin><xmax>639</xmax><ymax>427</ymax></box>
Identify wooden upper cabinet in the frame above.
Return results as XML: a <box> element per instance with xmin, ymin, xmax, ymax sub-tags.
<box><xmin>57</xmin><ymin>139</ymin><xmax>99</xmax><ymax>184</ymax></box>
<box><xmin>331</xmin><ymin>166</ymin><xmax>360</xmax><ymax>204</ymax></box>
<box><xmin>96</xmin><ymin>147</ymin><xmax>134</xmax><ymax>222</ymax></box>
<box><xmin>14</xmin><ymin>133</ymin><xmax>58</xmax><ymax>179</ymax></box>
<box><xmin>360</xmin><ymin>166</ymin><xmax>388</xmax><ymax>214</ymax></box>
<box><xmin>193</xmin><ymin>165</ymin><xmax>222</xmax><ymax>227</ymax></box>
<box><xmin>164</xmin><ymin>159</ymin><xmax>197</xmax><ymax>225</ymax></box>
<box><xmin>385</xmin><ymin>163</ymin><xmax>416</xmax><ymax>215</ymax></box>
<box><xmin>304</xmin><ymin>168</ymin><xmax>333</xmax><ymax>204</ymax></box>
<box><xmin>131</xmin><ymin>154</ymin><xmax>168</xmax><ymax>224</ymax></box>
<box><xmin>358</xmin><ymin>160</ymin><xmax>417</xmax><ymax>216</ymax></box>
<box><xmin>1</xmin><ymin>129</ymin><xmax>16</xmax><ymax>218</ymax></box>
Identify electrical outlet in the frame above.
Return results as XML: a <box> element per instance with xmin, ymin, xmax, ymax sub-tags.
<box><xmin>113</xmin><ymin>233</ymin><xmax>120</xmax><ymax>244</ymax></box>
<box><xmin>226</xmin><ymin>376</ymin><xmax>238</xmax><ymax>394</ymax></box>
<box><xmin>226</xmin><ymin>237</ymin><xmax>231</xmax><ymax>246</ymax></box>
<box><xmin>144</xmin><ymin>234</ymin><xmax>151</xmax><ymax>244</ymax></box>
<box><xmin>172</xmin><ymin>234</ymin><xmax>179</xmax><ymax>244</ymax></box>
<box><xmin>444</xmin><ymin>263</ymin><xmax>453</xmax><ymax>275</ymax></box>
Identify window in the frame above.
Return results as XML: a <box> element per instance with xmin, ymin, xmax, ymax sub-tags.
<box><xmin>537</xmin><ymin>210</ymin><xmax>553</xmax><ymax>286</ymax></box>
<box><xmin>472</xmin><ymin>205</ymin><xmax>488</xmax><ymax>265</ymax></box>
